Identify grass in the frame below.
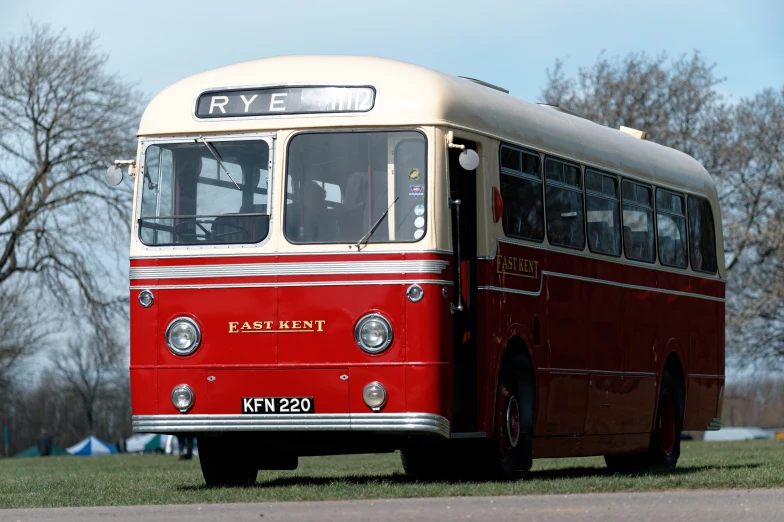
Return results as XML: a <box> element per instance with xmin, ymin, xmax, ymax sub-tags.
<box><xmin>0</xmin><ymin>440</ymin><xmax>782</xmax><ymax>509</ymax></box>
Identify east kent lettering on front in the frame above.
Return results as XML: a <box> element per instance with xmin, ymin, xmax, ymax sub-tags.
<box><xmin>195</xmin><ymin>86</ymin><xmax>375</xmax><ymax>118</ymax></box>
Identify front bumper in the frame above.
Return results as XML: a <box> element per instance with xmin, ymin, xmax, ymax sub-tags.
<box><xmin>133</xmin><ymin>412</ymin><xmax>450</xmax><ymax>438</ymax></box>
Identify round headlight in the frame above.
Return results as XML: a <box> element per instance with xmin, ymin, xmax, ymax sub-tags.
<box><xmin>354</xmin><ymin>314</ymin><xmax>393</xmax><ymax>354</ymax></box>
<box><xmin>362</xmin><ymin>382</ymin><xmax>387</xmax><ymax>411</ymax></box>
<box><xmin>165</xmin><ymin>317</ymin><xmax>201</xmax><ymax>356</ymax></box>
<box><xmin>171</xmin><ymin>384</ymin><xmax>194</xmax><ymax>412</ymax></box>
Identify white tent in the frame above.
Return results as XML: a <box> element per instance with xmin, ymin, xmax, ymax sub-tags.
<box><xmin>66</xmin><ymin>435</ymin><xmax>117</xmax><ymax>456</ymax></box>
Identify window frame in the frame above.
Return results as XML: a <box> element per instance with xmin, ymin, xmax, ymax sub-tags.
<box><xmin>135</xmin><ymin>134</ymin><xmax>275</xmax><ymax>250</ymax></box>
<box><xmin>544</xmin><ymin>156</ymin><xmax>586</xmax><ymax>251</ymax></box>
<box><xmin>584</xmin><ymin>168</ymin><xmax>621</xmax><ymax>258</ymax></box>
<box><xmin>686</xmin><ymin>194</ymin><xmax>719</xmax><ymax>275</ymax></box>
<box><xmin>655</xmin><ymin>187</ymin><xmax>689</xmax><ymax>269</ymax></box>
<box><xmin>620</xmin><ymin>178</ymin><xmax>656</xmax><ymax>264</ymax></box>
<box><xmin>498</xmin><ymin>143</ymin><xmax>545</xmax><ymax>243</ymax></box>
<box><xmin>283</xmin><ymin>128</ymin><xmax>429</xmax><ymax>245</ymax></box>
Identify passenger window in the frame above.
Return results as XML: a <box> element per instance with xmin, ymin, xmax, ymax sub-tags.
<box><xmin>585</xmin><ymin>169</ymin><xmax>621</xmax><ymax>256</ymax></box>
<box><xmin>545</xmin><ymin>158</ymin><xmax>584</xmax><ymax>249</ymax></box>
<box><xmin>687</xmin><ymin>196</ymin><xmax>718</xmax><ymax>273</ymax></box>
<box><xmin>656</xmin><ymin>189</ymin><xmax>688</xmax><ymax>268</ymax></box>
<box><xmin>499</xmin><ymin>145</ymin><xmax>544</xmax><ymax>242</ymax></box>
<box><xmin>621</xmin><ymin>179</ymin><xmax>655</xmax><ymax>263</ymax></box>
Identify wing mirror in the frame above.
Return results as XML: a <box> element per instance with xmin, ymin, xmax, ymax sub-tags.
<box><xmin>106</xmin><ymin>160</ymin><xmax>137</xmax><ymax>186</ymax></box>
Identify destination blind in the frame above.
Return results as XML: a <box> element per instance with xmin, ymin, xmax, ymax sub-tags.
<box><xmin>195</xmin><ymin>86</ymin><xmax>375</xmax><ymax>118</ymax></box>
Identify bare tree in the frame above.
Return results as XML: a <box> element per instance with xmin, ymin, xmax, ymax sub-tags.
<box><xmin>51</xmin><ymin>320</ymin><xmax>126</xmax><ymax>433</ymax></box>
<box><xmin>541</xmin><ymin>53</ymin><xmax>784</xmax><ymax>369</ymax></box>
<box><xmin>0</xmin><ymin>282</ymin><xmax>50</xmax><ymax>395</ymax></box>
<box><xmin>0</xmin><ymin>23</ymin><xmax>142</xmax><ymax>312</ymax></box>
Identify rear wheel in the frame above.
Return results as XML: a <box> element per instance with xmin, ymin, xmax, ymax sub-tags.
<box><xmin>197</xmin><ymin>434</ymin><xmax>258</xmax><ymax>487</ymax></box>
<box><xmin>604</xmin><ymin>367</ymin><xmax>683</xmax><ymax>471</ymax></box>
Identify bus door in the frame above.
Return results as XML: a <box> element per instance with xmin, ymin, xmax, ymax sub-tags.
<box><xmin>448</xmin><ymin>138</ymin><xmax>479</xmax><ymax>432</ymax></box>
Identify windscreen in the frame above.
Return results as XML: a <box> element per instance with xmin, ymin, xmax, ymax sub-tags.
<box><xmin>139</xmin><ymin>139</ymin><xmax>270</xmax><ymax>246</ymax></box>
<box><xmin>285</xmin><ymin>131</ymin><xmax>427</xmax><ymax>244</ymax></box>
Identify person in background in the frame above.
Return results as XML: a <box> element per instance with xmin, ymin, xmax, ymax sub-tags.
<box><xmin>177</xmin><ymin>434</ymin><xmax>194</xmax><ymax>460</ymax></box>
<box><xmin>37</xmin><ymin>428</ymin><xmax>52</xmax><ymax>457</ymax></box>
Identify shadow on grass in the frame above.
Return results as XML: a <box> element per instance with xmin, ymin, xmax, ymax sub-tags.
<box><xmin>177</xmin><ymin>463</ymin><xmax>759</xmax><ymax>491</ymax></box>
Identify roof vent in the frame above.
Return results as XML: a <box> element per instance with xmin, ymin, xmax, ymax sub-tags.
<box><xmin>619</xmin><ymin>126</ymin><xmax>648</xmax><ymax>140</ymax></box>
<box><xmin>537</xmin><ymin>103</ymin><xmax>587</xmax><ymax>120</ymax></box>
<box><xmin>459</xmin><ymin>77</ymin><xmax>509</xmax><ymax>94</ymax></box>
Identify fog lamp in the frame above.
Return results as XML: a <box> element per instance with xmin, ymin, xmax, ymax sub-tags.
<box><xmin>362</xmin><ymin>382</ymin><xmax>387</xmax><ymax>411</ymax></box>
<box><xmin>354</xmin><ymin>314</ymin><xmax>393</xmax><ymax>354</ymax></box>
<box><xmin>165</xmin><ymin>317</ymin><xmax>201</xmax><ymax>356</ymax></box>
<box><xmin>171</xmin><ymin>384</ymin><xmax>194</xmax><ymax>413</ymax></box>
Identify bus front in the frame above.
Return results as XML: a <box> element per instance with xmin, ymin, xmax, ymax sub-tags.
<box><xmin>127</xmin><ymin>80</ymin><xmax>455</xmax><ymax>485</ymax></box>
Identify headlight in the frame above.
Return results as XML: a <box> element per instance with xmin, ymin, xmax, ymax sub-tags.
<box><xmin>354</xmin><ymin>314</ymin><xmax>393</xmax><ymax>354</ymax></box>
<box><xmin>171</xmin><ymin>384</ymin><xmax>194</xmax><ymax>412</ymax></box>
<box><xmin>165</xmin><ymin>317</ymin><xmax>201</xmax><ymax>356</ymax></box>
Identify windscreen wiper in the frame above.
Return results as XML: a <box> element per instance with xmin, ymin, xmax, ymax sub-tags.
<box><xmin>355</xmin><ymin>197</ymin><xmax>399</xmax><ymax>250</ymax></box>
<box><xmin>197</xmin><ymin>136</ymin><xmax>240</xmax><ymax>190</ymax></box>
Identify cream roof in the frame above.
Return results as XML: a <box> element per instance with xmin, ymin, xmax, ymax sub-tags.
<box><xmin>138</xmin><ymin>55</ymin><xmax>724</xmax><ymax>274</ymax></box>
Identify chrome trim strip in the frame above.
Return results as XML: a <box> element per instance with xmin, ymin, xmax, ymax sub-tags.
<box><xmin>450</xmin><ymin>431</ymin><xmax>487</xmax><ymax>439</ymax></box>
<box><xmin>129</xmin><ymin>260</ymin><xmax>449</xmax><ymax>280</ymax></box>
<box><xmin>707</xmin><ymin>417</ymin><xmax>722</xmax><ymax>431</ymax></box>
<box><xmin>543</xmin><ymin>270</ymin><xmax>726</xmax><ymax>303</ymax></box>
<box><xmin>132</xmin><ymin>413</ymin><xmax>450</xmax><ymax>438</ymax></box>
<box><xmin>478</xmin><ymin>270</ymin><xmax>724</xmax><ymax>303</ymax></box>
<box><xmin>480</xmin><ymin>238</ymin><xmax>726</xmax><ymax>282</ymax></box>
<box><xmin>130</xmin><ymin>279</ymin><xmax>454</xmax><ymax>291</ymax></box>
<box><xmin>130</xmin><ymin>249</ymin><xmax>454</xmax><ymax>260</ymax></box>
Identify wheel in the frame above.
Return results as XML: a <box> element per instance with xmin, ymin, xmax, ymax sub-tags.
<box><xmin>604</xmin><ymin>367</ymin><xmax>683</xmax><ymax>471</ymax></box>
<box><xmin>489</xmin><ymin>355</ymin><xmax>534</xmax><ymax>478</ymax></box>
<box><xmin>197</xmin><ymin>434</ymin><xmax>258</xmax><ymax>487</ymax></box>
<box><xmin>648</xmin><ymin>367</ymin><xmax>683</xmax><ymax>467</ymax></box>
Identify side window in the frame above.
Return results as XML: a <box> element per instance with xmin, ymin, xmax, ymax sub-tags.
<box><xmin>545</xmin><ymin>157</ymin><xmax>585</xmax><ymax>249</ymax></box>
<box><xmin>585</xmin><ymin>169</ymin><xmax>621</xmax><ymax>256</ymax></box>
<box><xmin>621</xmin><ymin>179</ymin><xmax>655</xmax><ymax>263</ymax></box>
<box><xmin>656</xmin><ymin>189</ymin><xmax>688</xmax><ymax>268</ymax></box>
<box><xmin>687</xmin><ymin>196</ymin><xmax>718</xmax><ymax>273</ymax></box>
<box><xmin>499</xmin><ymin>145</ymin><xmax>544</xmax><ymax>242</ymax></box>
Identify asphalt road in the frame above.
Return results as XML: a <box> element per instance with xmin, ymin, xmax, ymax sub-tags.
<box><xmin>4</xmin><ymin>488</ymin><xmax>783</xmax><ymax>521</ymax></box>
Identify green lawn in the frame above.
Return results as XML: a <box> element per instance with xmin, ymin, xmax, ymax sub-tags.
<box><xmin>0</xmin><ymin>440</ymin><xmax>782</xmax><ymax>509</ymax></box>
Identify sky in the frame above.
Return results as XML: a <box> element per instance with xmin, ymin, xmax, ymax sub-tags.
<box><xmin>3</xmin><ymin>0</ymin><xmax>783</xmax><ymax>107</ymax></box>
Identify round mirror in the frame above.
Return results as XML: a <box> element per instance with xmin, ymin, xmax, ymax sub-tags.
<box><xmin>458</xmin><ymin>149</ymin><xmax>480</xmax><ymax>171</ymax></box>
<box><xmin>105</xmin><ymin>165</ymin><xmax>123</xmax><ymax>186</ymax></box>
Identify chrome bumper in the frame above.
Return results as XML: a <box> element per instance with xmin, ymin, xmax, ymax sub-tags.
<box><xmin>132</xmin><ymin>412</ymin><xmax>450</xmax><ymax>438</ymax></box>
<box><xmin>707</xmin><ymin>417</ymin><xmax>722</xmax><ymax>431</ymax></box>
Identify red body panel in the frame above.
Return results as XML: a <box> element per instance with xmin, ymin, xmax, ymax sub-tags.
<box><xmin>130</xmin><ymin>240</ymin><xmax>724</xmax><ymax>458</ymax></box>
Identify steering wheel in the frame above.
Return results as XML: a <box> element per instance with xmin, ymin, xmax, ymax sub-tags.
<box><xmin>173</xmin><ymin>219</ymin><xmax>212</xmax><ymax>241</ymax></box>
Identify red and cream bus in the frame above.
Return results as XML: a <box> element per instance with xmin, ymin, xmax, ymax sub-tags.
<box><xmin>115</xmin><ymin>56</ymin><xmax>724</xmax><ymax>485</ymax></box>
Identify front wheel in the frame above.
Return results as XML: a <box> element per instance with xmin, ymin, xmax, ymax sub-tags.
<box><xmin>197</xmin><ymin>434</ymin><xmax>258</xmax><ymax>487</ymax></box>
<box><xmin>489</xmin><ymin>356</ymin><xmax>534</xmax><ymax>478</ymax></box>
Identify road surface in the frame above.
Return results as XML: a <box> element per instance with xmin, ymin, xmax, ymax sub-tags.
<box><xmin>4</xmin><ymin>488</ymin><xmax>783</xmax><ymax>521</ymax></box>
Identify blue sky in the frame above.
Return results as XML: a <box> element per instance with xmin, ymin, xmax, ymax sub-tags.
<box><xmin>3</xmin><ymin>0</ymin><xmax>783</xmax><ymax>106</ymax></box>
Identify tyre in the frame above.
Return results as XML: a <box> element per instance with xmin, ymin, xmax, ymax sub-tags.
<box><xmin>489</xmin><ymin>355</ymin><xmax>534</xmax><ymax>478</ymax></box>
<box><xmin>197</xmin><ymin>434</ymin><xmax>259</xmax><ymax>487</ymax></box>
<box><xmin>604</xmin><ymin>366</ymin><xmax>684</xmax><ymax>471</ymax></box>
<box><xmin>648</xmin><ymin>367</ymin><xmax>684</xmax><ymax>467</ymax></box>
